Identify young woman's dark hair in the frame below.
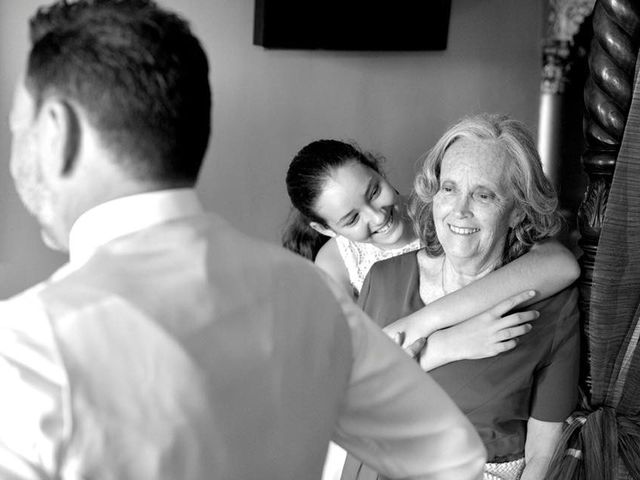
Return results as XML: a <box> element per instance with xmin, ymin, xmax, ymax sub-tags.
<box><xmin>282</xmin><ymin>139</ymin><xmax>382</xmax><ymax>260</ymax></box>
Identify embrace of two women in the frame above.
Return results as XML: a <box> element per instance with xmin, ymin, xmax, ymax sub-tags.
<box><xmin>283</xmin><ymin>113</ymin><xmax>581</xmax><ymax>480</ymax></box>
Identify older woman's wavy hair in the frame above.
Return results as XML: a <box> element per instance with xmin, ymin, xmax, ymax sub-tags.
<box><xmin>409</xmin><ymin>113</ymin><xmax>562</xmax><ymax>265</ymax></box>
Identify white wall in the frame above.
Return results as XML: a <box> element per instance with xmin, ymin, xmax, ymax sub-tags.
<box><xmin>0</xmin><ymin>0</ymin><xmax>543</xmax><ymax>296</ymax></box>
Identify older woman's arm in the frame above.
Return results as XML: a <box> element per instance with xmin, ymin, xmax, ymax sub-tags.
<box><xmin>521</xmin><ymin>289</ymin><xmax>580</xmax><ymax>479</ymax></box>
<box><xmin>384</xmin><ymin>239</ymin><xmax>579</xmax><ymax>349</ymax></box>
<box><xmin>521</xmin><ymin>418</ymin><xmax>564</xmax><ymax>479</ymax></box>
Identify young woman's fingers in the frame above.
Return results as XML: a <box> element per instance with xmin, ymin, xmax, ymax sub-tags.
<box><xmin>405</xmin><ymin>337</ymin><xmax>427</xmax><ymax>359</ymax></box>
<box><xmin>495</xmin><ymin>310</ymin><xmax>539</xmax><ymax>330</ymax></box>
<box><xmin>487</xmin><ymin>290</ymin><xmax>537</xmax><ymax>317</ymax></box>
<box><xmin>494</xmin><ymin>338</ymin><xmax>519</xmax><ymax>354</ymax></box>
<box><xmin>383</xmin><ymin>328</ymin><xmax>405</xmax><ymax>346</ymax></box>
<box><xmin>495</xmin><ymin>323</ymin><xmax>532</xmax><ymax>342</ymax></box>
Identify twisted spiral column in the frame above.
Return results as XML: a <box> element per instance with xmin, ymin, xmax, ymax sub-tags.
<box><xmin>578</xmin><ymin>0</ymin><xmax>640</xmax><ymax>398</ymax></box>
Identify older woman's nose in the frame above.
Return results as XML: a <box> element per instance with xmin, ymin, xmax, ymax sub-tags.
<box><xmin>453</xmin><ymin>194</ymin><xmax>472</xmax><ymax>217</ymax></box>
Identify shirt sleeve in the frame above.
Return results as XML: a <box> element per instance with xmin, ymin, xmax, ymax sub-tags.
<box><xmin>323</xmin><ymin>275</ymin><xmax>486</xmax><ymax>480</ymax></box>
<box><xmin>530</xmin><ymin>287</ymin><xmax>581</xmax><ymax>422</ymax></box>
<box><xmin>0</xmin><ymin>294</ymin><xmax>68</xmax><ymax>480</ymax></box>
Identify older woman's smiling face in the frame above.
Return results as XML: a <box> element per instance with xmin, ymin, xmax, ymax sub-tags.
<box><xmin>433</xmin><ymin>138</ymin><xmax>520</xmax><ymax>273</ymax></box>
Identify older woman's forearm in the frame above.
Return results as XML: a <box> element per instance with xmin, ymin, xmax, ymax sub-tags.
<box><xmin>521</xmin><ymin>456</ymin><xmax>554</xmax><ymax>480</ymax></box>
<box><xmin>521</xmin><ymin>418</ymin><xmax>563</xmax><ymax>480</ymax></box>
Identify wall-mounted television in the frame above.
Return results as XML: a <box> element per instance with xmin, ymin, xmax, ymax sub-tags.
<box><xmin>254</xmin><ymin>0</ymin><xmax>452</xmax><ymax>51</ymax></box>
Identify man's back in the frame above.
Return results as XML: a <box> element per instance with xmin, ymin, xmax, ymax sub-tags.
<box><xmin>2</xmin><ymin>212</ymin><xmax>353</xmax><ymax>478</ymax></box>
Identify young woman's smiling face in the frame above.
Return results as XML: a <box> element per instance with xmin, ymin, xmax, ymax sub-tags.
<box><xmin>311</xmin><ymin>160</ymin><xmax>410</xmax><ymax>249</ymax></box>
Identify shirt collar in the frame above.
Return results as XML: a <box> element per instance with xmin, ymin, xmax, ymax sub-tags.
<box><xmin>68</xmin><ymin>188</ymin><xmax>203</xmax><ymax>267</ymax></box>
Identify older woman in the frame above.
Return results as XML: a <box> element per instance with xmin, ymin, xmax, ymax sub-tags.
<box><xmin>341</xmin><ymin>114</ymin><xmax>580</xmax><ymax>480</ymax></box>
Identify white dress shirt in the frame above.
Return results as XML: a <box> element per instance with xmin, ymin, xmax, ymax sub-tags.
<box><xmin>0</xmin><ymin>189</ymin><xmax>485</xmax><ymax>480</ymax></box>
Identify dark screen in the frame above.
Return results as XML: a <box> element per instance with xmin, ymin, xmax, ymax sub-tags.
<box><xmin>254</xmin><ymin>0</ymin><xmax>451</xmax><ymax>51</ymax></box>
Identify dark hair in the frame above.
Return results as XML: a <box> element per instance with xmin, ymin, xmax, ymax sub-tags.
<box><xmin>26</xmin><ymin>0</ymin><xmax>211</xmax><ymax>185</ymax></box>
<box><xmin>410</xmin><ymin>113</ymin><xmax>562</xmax><ymax>265</ymax></box>
<box><xmin>282</xmin><ymin>139</ymin><xmax>382</xmax><ymax>260</ymax></box>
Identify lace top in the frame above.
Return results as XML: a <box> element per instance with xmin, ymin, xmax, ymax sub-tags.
<box><xmin>335</xmin><ymin>236</ymin><xmax>422</xmax><ymax>294</ymax></box>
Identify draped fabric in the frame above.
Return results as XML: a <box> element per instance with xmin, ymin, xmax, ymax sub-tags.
<box><xmin>546</xmin><ymin>53</ymin><xmax>640</xmax><ymax>480</ymax></box>
<box><xmin>590</xmin><ymin>57</ymin><xmax>640</xmax><ymax>416</ymax></box>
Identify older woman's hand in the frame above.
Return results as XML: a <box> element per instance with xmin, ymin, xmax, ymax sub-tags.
<box><xmin>402</xmin><ymin>291</ymin><xmax>539</xmax><ymax>371</ymax></box>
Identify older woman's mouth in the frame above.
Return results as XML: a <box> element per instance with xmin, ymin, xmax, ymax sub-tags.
<box><xmin>448</xmin><ymin>224</ymin><xmax>480</xmax><ymax>235</ymax></box>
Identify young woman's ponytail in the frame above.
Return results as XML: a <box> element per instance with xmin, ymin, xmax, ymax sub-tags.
<box><xmin>281</xmin><ymin>209</ymin><xmax>329</xmax><ymax>261</ymax></box>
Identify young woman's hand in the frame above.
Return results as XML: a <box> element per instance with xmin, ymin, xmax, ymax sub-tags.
<box><xmin>400</xmin><ymin>290</ymin><xmax>539</xmax><ymax>371</ymax></box>
<box><xmin>383</xmin><ymin>317</ymin><xmax>426</xmax><ymax>349</ymax></box>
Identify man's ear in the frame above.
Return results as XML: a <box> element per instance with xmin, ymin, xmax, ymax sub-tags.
<box><xmin>309</xmin><ymin>221</ymin><xmax>336</xmax><ymax>238</ymax></box>
<box><xmin>40</xmin><ymin>98</ymin><xmax>81</xmax><ymax>177</ymax></box>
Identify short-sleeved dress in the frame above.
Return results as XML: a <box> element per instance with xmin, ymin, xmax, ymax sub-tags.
<box><xmin>340</xmin><ymin>250</ymin><xmax>581</xmax><ymax>480</ymax></box>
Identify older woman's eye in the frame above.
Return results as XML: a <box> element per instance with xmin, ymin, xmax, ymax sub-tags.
<box><xmin>475</xmin><ymin>191</ymin><xmax>495</xmax><ymax>201</ymax></box>
<box><xmin>440</xmin><ymin>185</ymin><xmax>454</xmax><ymax>193</ymax></box>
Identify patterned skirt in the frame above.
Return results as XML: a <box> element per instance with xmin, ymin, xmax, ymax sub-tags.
<box><xmin>483</xmin><ymin>457</ymin><xmax>525</xmax><ymax>480</ymax></box>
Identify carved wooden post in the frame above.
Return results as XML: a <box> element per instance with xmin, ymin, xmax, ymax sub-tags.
<box><xmin>578</xmin><ymin>0</ymin><xmax>640</xmax><ymax>399</ymax></box>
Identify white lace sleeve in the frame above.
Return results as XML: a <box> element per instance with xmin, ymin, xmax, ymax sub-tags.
<box><xmin>335</xmin><ymin>236</ymin><xmax>422</xmax><ymax>294</ymax></box>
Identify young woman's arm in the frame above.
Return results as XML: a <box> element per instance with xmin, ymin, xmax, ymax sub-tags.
<box><xmin>314</xmin><ymin>238</ymin><xmax>355</xmax><ymax>299</ymax></box>
<box><xmin>413</xmin><ymin>290</ymin><xmax>538</xmax><ymax>370</ymax></box>
<box><xmin>384</xmin><ymin>239</ymin><xmax>580</xmax><ymax>348</ymax></box>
